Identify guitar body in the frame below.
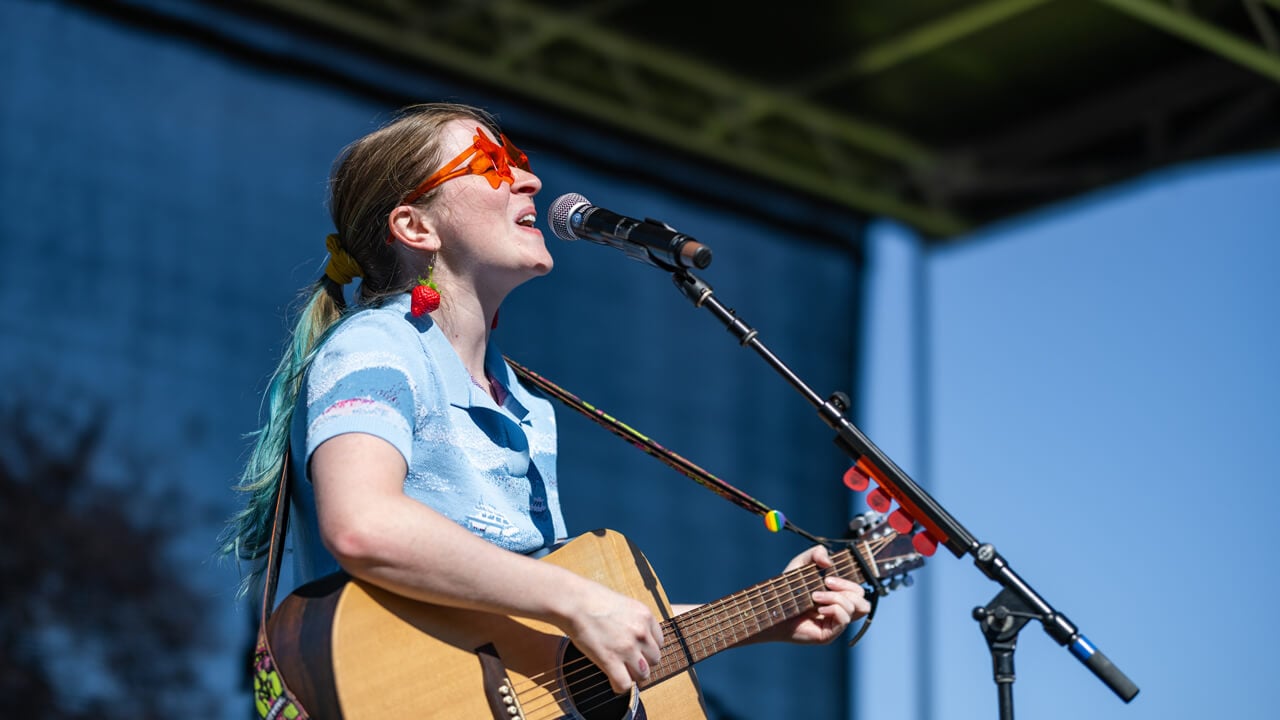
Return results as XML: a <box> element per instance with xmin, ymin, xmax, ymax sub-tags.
<box><xmin>268</xmin><ymin>529</ymin><xmax>707</xmax><ymax>720</ymax></box>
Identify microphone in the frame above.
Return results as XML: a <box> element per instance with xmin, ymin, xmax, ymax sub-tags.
<box><xmin>547</xmin><ymin>193</ymin><xmax>712</xmax><ymax>271</ymax></box>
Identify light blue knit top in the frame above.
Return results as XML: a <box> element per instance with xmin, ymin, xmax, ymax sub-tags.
<box><xmin>286</xmin><ymin>294</ymin><xmax>565</xmax><ymax>589</ymax></box>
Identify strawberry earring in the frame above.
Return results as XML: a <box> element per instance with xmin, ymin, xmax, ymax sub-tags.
<box><xmin>410</xmin><ymin>258</ymin><xmax>441</xmax><ymax>317</ymax></box>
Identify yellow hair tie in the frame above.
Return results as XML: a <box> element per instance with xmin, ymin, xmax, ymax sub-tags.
<box><xmin>324</xmin><ymin>233</ymin><xmax>362</xmax><ymax>286</ymax></box>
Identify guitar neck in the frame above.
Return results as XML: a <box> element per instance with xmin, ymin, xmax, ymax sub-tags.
<box><xmin>646</xmin><ymin>547</ymin><xmax>865</xmax><ymax>684</ymax></box>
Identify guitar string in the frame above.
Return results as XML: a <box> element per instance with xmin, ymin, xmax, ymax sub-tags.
<box><xmin>511</xmin><ymin>541</ymin><xmax>911</xmax><ymax>719</ymax></box>
<box><xmin>509</xmin><ymin>550</ymin><xmax>856</xmax><ymax>697</ymax></box>
<box><xmin>533</xmin><ymin>543</ymin><xmax>918</xmax><ymax>720</ymax></box>
<box><xmin>511</xmin><ymin>544</ymin><xmax>893</xmax><ymax>718</ymax></box>
<box><xmin>521</xmin><ymin>573</ymin><xmax>858</xmax><ymax>720</ymax></box>
<box><xmin>659</xmin><ymin>545</ymin><xmax>874</xmax><ymax>659</ymax></box>
<box><xmin>516</xmin><ymin>552</ymin><xmax>869</xmax><ymax>720</ymax></box>
<box><xmin>512</xmin><ymin>540</ymin><xmax>895</xmax><ymax>711</ymax></box>
<box><xmin>510</xmin><ymin>562</ymin><xmax>836</xmax><ymax>720</ymax></box>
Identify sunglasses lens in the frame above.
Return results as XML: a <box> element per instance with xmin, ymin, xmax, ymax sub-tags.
<box><xmin>402</xmin><ymin>129</ymin><xmax>532</xmax><ymax>202</ymax></box>
<box><xmin>502</xmin><ymin>135</ymin><xmax>530</xmax><ymax>171</ymax></box>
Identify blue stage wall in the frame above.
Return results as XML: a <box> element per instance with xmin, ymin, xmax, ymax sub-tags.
<box><xmin>0</xmin><ymin>2</ymin><xmax>867</xmax><ymax>717</ymax></box>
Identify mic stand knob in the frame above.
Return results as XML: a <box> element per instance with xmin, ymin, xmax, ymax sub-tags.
<box><xmin>974</xmin><ymin>588</ymin><xmax>1037</xmax><ymax>720</ymax></box>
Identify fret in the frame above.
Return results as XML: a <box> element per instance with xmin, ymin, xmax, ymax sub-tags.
<box><xmin>641</xmin><ymin>526</ymin><xmax>921</xmax><ymax>687</ymax></box>
<box><xmin>650</xmin><ymin>564</ymin><xmax>825</xmax><ymax>683</ymax></box>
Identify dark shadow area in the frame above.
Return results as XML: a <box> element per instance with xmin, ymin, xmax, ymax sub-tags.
<box><xmin>0</xmin><ymin>380</ymin><xmax>222</xmax><ymax>718</ymax></box>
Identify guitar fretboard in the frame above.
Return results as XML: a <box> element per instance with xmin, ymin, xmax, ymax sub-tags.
<box><xmin>646</xmin><ymin>547</ymin><xmax>866</xmax><ymax>685</ymax></box>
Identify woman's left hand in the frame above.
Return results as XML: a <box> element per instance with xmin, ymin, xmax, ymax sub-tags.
<box><xmin>767</xmin><ymin>545</ymin><xmax>872</xmax><ymax>645</ymax></box>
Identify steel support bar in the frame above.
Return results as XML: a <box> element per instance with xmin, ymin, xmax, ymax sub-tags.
<box><xmin>1095</xmin><ymin>0</ymin><xmax>1280</xmax><ymax>83</ymax></box>
<box><xmin>238</xmin><ymin>0</ymin><xmax>970</xmax><ymax>237</ymax></box>
<box><xmin>854</xmin><ymin>0</ymin><xmax>1055</xmax><ymax>74</ymax></box>
<box><xmin>491</xmin><ymin>1</ymin><xmax>936</xmax><ymax>166</ymax></box>
<box><xmin>825</xmin><ymin>0</ymin><xmax>1054</xmax><ymax>84</ymax></box>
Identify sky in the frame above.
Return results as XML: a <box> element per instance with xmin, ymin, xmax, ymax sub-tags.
<box><xmin>854</xmin><ymin>149</ymin><xmax>1280</xmax><ymax>720</ymax></box>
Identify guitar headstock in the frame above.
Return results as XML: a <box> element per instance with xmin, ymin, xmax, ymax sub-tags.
<box><xmin>844</xmin><ymin>511</ymin><xmax>926</xmax><ymax>593</ymax></box>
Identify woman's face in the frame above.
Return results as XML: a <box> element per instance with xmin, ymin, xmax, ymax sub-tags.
<box><xmin>426</xmin><ymin>119</ymin><xmax>553</xmax><ymax>296</ymax></box>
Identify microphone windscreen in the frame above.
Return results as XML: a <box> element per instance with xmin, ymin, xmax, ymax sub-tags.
<box><xmin>548</xmin><ymin>193</ymin><xmax>589</xmax><ymax>242</ymax></box>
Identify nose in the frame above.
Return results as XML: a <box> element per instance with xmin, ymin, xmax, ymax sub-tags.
<box><xmin>512</xmin><ymin>166</ymin><xmax>541</xmax><ymax>195</ymax></box>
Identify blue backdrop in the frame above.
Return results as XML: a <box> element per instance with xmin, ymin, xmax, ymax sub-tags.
<box><xmin>1</xmin><ymin>2</ymin><xmax>865</xmax><ymax>718</ymax></box>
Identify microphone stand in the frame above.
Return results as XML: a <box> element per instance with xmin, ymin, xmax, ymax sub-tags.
<box><xmin>667</xmin><ymin>268</ymin><xmax>1140</xmax><ymax>717</ymax></box>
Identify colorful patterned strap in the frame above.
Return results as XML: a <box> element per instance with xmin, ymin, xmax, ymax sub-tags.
<box><xmin>253</xmin><ymin>628</ymin><xmax>305</xmax><ymax>720</ymax></box>
<box><xmin>504</xmin><ymin>356</ymin><xmax>826</xmax><ymax>546</ymax></box>
<box><xmin>254</xmin><ymin>454</ymin><xmax>309</xmax><ymax>719</ymax></box>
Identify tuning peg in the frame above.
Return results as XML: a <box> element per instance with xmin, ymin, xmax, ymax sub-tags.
<box><xmin>847</xmin><ymin>511</ymin><xmax>885</xmax><ymax>536</ymax></box>
<box><xmin>882</xmin><ymin>573</ymin><xmax>917</xmax><ymax>592</ymax></box>
<box><xmin>847</xmin><ymin>514</ymin><xmax>870</xmax><ymax>535</ymax></box>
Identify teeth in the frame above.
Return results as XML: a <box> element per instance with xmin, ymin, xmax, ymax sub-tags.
<box><xmin>517</xmin><ymin>213</ymin><xmax>536</xmax><ymax>227</ymax></box>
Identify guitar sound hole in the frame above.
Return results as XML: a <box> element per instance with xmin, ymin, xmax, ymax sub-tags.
<box><xmin>562</xmin><ymin>643</ymin><xmax>643</xmax><ymax>720</ymax></box>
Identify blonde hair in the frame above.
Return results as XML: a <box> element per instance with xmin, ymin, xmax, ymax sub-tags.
<box><xmin>218</xmin><ymin>102</ymin><xmax>506</xmax><ymax>597</ymax></box>
<box><xmin>330</xmin><ymin>102</ymin><xmax>502</xmax><ymax>301</ymax></box>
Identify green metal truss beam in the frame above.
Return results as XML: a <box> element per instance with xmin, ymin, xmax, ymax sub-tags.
<box><xmin>795</xmin><ymin>0</ymin><xmax>1056</xmax><ymax>94</ymax></box>
<box><xmin>239</xmin><ymin>0</ymin><xmax>972</xmax><ymax>237</ymax></box>
<box><xmin>1095</xmin><ymin>0</ymin><xmax>1280</xmax><ymax>84</ymax></box>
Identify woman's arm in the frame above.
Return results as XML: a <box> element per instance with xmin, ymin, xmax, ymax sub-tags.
<box><xmin>310</xmin><ymin>431</ymin><xmax>662</xmax><ymax>694</ymax></box>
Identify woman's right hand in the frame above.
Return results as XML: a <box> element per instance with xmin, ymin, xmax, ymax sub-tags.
<box><xmin>563</xmin><ymin>584</ymin><xmax>664</xmax><ymax>695</ymax></box>
<box><xmin>311</xmin><ymin>433</ymin><xmax>663</xmax><ymax>695</ymax></box>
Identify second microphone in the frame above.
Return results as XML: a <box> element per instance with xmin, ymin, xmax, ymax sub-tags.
<box><xmin>547</xmin><ymin>193</ymin><xmax>713</xmax><ymax>271</ymax></box>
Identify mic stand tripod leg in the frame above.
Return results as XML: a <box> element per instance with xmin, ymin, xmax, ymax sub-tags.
<box><xmin>974</xmin><ymin>587</ymin><xmax>1036</xmax><ymax>720</ymax></box>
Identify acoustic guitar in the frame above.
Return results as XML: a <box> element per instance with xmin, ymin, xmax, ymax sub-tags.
<box><xmin>267</xmin><ymin>515</ymin><xmax>923</xmax><ymax>719</ymax></box>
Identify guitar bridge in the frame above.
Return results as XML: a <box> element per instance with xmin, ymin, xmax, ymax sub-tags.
<box><xmin>477</xmin><ymin>643</ymin><xmax>526</xmax><ymax>719</ymax></box>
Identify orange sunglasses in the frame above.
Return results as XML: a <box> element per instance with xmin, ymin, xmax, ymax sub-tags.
<box><xmin>402</xmin><ymin>128</ymin><xmax>531</xmax><ymax>205</ymax></box>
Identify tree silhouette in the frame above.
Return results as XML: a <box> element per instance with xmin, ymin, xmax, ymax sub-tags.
<box><xmin>0</xmin><ymin>391</ymin><xmax>221</xmax><ymax>718</ymax></box>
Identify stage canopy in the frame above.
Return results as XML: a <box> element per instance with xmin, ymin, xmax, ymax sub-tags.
<box><xmin>225</xmin><ymin>0</ymin><xmax>1280</xmax><ymax>240</ymax></box>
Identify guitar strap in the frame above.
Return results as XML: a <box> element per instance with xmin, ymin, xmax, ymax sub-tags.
<box><xmin>505</xmin><ymin>356</ymin><xmax>828</xmax><ymax>546</ymax></box>
<box><xmin>250</xmin><ymin>453</ymin><xmax>311</xmax><ymax>720</ymax></box>
<box><xmin>507</xmin><ymin>357</ymin><xmax>882</xmax><ymax>646</ymax></box>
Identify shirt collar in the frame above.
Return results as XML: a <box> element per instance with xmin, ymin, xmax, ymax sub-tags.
<box><xmin>392</xmin><ymin>294</ymin><xmax>529</xmax><ymax>421</ymax></box>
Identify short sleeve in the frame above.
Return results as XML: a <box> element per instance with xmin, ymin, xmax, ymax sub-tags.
<box><xmin>299</xmin><ymin>318</ymin><xmax>421</xmax><ymax>474</ymax></box>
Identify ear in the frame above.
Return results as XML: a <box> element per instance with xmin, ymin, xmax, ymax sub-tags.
<box><xmin>388</xmin><ymin>204</ymin><xmax>442</xmax><ymax>253</ymax></box>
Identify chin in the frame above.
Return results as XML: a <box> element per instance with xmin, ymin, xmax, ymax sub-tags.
<box><xmin>529</xmin><ymin>253</ymin><xmax>554</xmax><ymax>276</ymax></box>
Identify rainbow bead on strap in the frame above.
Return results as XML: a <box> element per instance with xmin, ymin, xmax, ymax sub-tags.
<box><xmin>764</xmin><ymin>509</ymin><xmax>786</xmax><ymax>533</ymax></box>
